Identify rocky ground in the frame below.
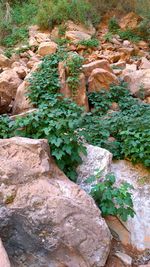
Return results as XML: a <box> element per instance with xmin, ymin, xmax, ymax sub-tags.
<box><xmin>0</xmin><ymin>11</ymin><xmax>150</xmax><ymax>267</ymax></box>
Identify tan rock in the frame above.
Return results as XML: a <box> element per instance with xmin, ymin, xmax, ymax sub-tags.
<box><xmin>13</xmin><ymin>66</ymin><xmax>28</xmax><ymax>79</ymax></box>
<box><xmin>65</xmin><ymin>20</ymin><xmax>96</xmax><ymax>36</ymax></box>
<box><xmin>59</xmin><ymin>62</ymin><xmax>89</xmax><ymax>111</ymax></box>
<box><xmin>0</xmin><ymin>137</ymin><xmax>111</xmax><ymax>267</ymax></box>
<box><xmin>38</xmin><ymin>41</ymin><xmax>57</xmax><ymax>56</ymax></box>
<box><xmin>106</xmin><ymin>255</ymin><xmax>128</xmax><ymax>267</ymax></box>
<box><xmin>0</xmin><ymin>54</ymin><xmax>10</xmax><ymax>68</ymax></box>
<box><xmin>83</xmin><ymin>60</ymin><xmax>113</xmax><ymax>78</ymax></box>
<box><xmin>0</xmin><ymin>69</ymin><xmax>22</xmax><ymax>113</ymax></box>
<box><xmin>88</xmin><ymin>68</ymin><xmax>118</xmax><ymax>92</ymax></box>
<box><xmin>123</xmin><ymin>69</ymin><xmax>150</xmax><ymax>96</ymax></box>
<box><xmin>138</xmin><ymin>41</ymin><xmax>149</xmax><ymax>50</ymax></box>
<box><xmin>0</xmin><ymin>239</ymin><xmax>11</xmax><ymax>267</ymax></box>
<box><xmin>65</xmin><ymin>30</ymin><xmax>91</xmax><ymax>43</ymax></box>
<box><xmin>115</xmin><ymin>252</ymin><xmax>132</xmax><ymax>266</ymax></box>
<box><xmin>12</xmin><ymin>80</ymin><xmax>32</xmax><ymax>115</ymax></box>
<box><xmin>119</xmin><ymin>12</ymin><xmax>142</xmax><ymax>30</ymax></box>
<box><xmin>140</xmin><ymin>57</ymin><xmax>150</xmax><ymax>69</ymax></box>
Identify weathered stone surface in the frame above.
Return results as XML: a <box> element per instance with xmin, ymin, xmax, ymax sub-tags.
<box><xmin>0</xmin><ymin>69</ymin><xmax>22</xmax><ymax>114</ymax></box>
<box><xmin>59</xmin><ymin>62</ymin><xmax>89</xmax><ymax>111</ymax></box>
<box><xmin>0</xmin><ymin>54</ymin><xmax>10</xmax><ymax>68</ymax></box>
<box><xmin>83</xmin><ymin>60</ymin><xmax>113</xmax><ymax>78</ymax></box>
<box><xmin>0</xmin><ymin>137</ymin><xmax>111</xmax><ymax>267</ymax></box>
<box><xmin>88</xmin><ymin>68</ymin><xmax>118</xmax><ymax>92</ymax></box>
<box><xmin>123</xmin><ymin>69</ymin><xmax>150</xmax><ymax>97</ymax></box>
<box><xmin>77</xmin><ymin>144</ymin><xmax>112</xmax><ymax>191</ymax></box>
<box><xmin>119</xmin><ymin>12</ymin><xmax>142</xmax><ymax>30</ymax></box>
<box><xmin>65</xmin><ymin>31</ymin><xmax>91</xmax><ymax>43</ymax></box>
<box><xmin>12</xmin><ymin>80</ymin><xmax>32</xmax><ymax>115</ymax></box>
<box><xmin>105</xmin><ymin>255</ymin><xmax>128</xmax><ymax>267</ymax></box>
<box><xmin>65</xmin><ymin>20</ymin><xmax>96</xmax><ymax>36</ymax></box>
<box><xmin>140</xmin><ymin>57</ymin><xmax>150</xmax><ymax>69</ymax></box>
<box><xmin>38</xmin><ymin>41</ymin><xmax>57</xmax><ymax>56</ymax></box>
<box><xmin>0</xmin><ymin>239</ymin><xmax>11</xmax><ymax>267</ymax></box>
<box><xmin>115</xmin><ymin>252</ymin><xmax>132</xmax><ymax>266</ymax></box>
<box><xmin>111</xmin><ymin>160</ymin><xmax>150</xmax><ymax>251</ymax></box>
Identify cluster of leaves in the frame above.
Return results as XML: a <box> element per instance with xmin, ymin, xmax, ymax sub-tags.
<box><xmin>0</xmin><ymin>50</ymin><xmax>86</xmax><ymax>181</ymax></box>
<box><xmin>86</xmin><ymin>170</ymin><xmax>135</xmax><ymax>221</ymax></box>
<box><xmin>78</xmin><ymin>38</ymin><xmax>99</xmax><ymax>48</ymax></box>
<box><xmin>81</xmin><ymin>83</ymin><xmax>150</xmax><ymax>167</ymax></box>
<box><xmin>107</xmin><ymin>17</ymin><xmax>143</xmax><ymax>43</ymax></box>
<box><xmin>65</xmin><ymin>53</ymin><xmax>84</xmax><ymax>97</ymax></box>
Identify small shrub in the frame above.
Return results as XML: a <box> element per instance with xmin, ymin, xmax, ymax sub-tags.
<box><xmin>78</xmin><ymin>38</ymin><xmax>99</xmax><ymax>48</ymax></box>
<box><xmin>118</xmin><ymin>29</ymin><xmax>141</xmax><ymax>42</ymax></box>
<box><xmin>104</xmin><ymin>32</ymin><xmax>113</xmax><ymax>42</ymax></box>
<box><xmin>108</xmin><ymin>17</ymin><xmax>120</xmax><ymax>33</ymax></box>
<box><xmin>86</xmin><ymin>170</ymin><xmax>135</xmax><ymax>221</ymax></box>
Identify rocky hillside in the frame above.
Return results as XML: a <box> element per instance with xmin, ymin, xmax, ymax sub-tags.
<box><xmin>0</xmin><ymin>5</ymin><xmax>150</xmax><ymax>267</ymax></box>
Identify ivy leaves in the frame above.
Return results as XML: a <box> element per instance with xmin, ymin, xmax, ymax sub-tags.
<box><xmin>87</xmin><ymin>171</ymin><xmax>135</xmax><ymax>222</ymax></box>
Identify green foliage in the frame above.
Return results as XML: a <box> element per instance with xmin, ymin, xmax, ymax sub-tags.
<box><xmin>36</xmin><ymin>0</ymin><xmax>96</xmax><ymax>29</ymax></box>
<box><xmin>104</xmin><ymin>32</ymin><xmax>113</xmax><ymax>42</ymax></box>
<box><xmin>0</xmin><ymin>115</ymin><xmax>14</xmax><ymax>138</ymax></box>
<box><xmin>81</xmin><ymin>83</ymin><xmax>150</xmax><ymax>167</ymax></box>
<box><xmin>108</xmin><ymin>17</ymin><xmax>120</xmax><ymax>33</ymax></box>
<box><xmin>118</xmin><ymin>29</ymin><xmax>141</xmax><ymax>43</ymax></box>
<box><xmin>86</xmin><ymin>171</ymin><xmax>135</xmax><ymax>221</ymax></box>
<box><xmin>66</xmin><ymin>53</ymin><xmax>84</xmax><ymax>97</ymax></box>
<box><xmin>78</xmin><ymin>38</ymin><xmax>99</xmax><ymax>48</ymax></box>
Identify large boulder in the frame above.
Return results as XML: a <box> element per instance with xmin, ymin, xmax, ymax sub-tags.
<box><xmin>77</xmin><ymin>144</ymin><xmax>112</xmax><ymax>192</ymax></box>
<box><xmin>109</xmin><ymin>160</ymin><xmax>150</xmax><ymax>252</ymax></box>
<box><xmin>83</xmin><ymin>60</ymin><xmax>113</xmax><ymax>78</ymax></box>
<box><xmin>12</xmin><ymin>80</ymin><xmax>33</xmax><ymax>115</ymax></box>
<box><xmin>38</xmin><ymin>41</ymin><xmax>58</xmax><ymax>56</ymax></box>
<box><xmin>0</xmin><ymin>137</ymin><xmax>111</xmax><ymax>267</ymax></box>
<box><xmin>58</xmin><ymin>62</ymin><xmax>89</xmax><ymax>111</ymax></box>
<box><xmin>119</xmin><ymin>12</ymin><xmax>142</xmax><ymax>30</ymax></box>
<box><xmin>88</xmin><ymin>68</ymin><xmax>118</xmax><ymax>92</ymax></box>
<box><xmin>65</xmin><ymin>20</ymin><xmax>96</xmax><ymax>36</ymax></box>
<box><xmin>123</xmin><ymin>69</ymin><xmax>150</xmax><ymax>97</ymax></box>
<box><xmin>0</xmin><ymin>69</ymin><xmax>22</xmax><ymax>114</ymax></box>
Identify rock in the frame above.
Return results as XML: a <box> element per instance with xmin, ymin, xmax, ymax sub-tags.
<box><xmin>115</xmin><ymin>252</ymin><xmax>132</xmax><ymax>266</ymax></box>
<box><xmin>140</xmin><ymin>57</ymin><xmax>150</xmax><ymax>69</ymax></box>
<box><xmin>123</xmin><ymin>40</ymin><xmax>131</xmax><ymax>47</ymax></box>
<box><xmin>13</xmin><ymin>66</ymin><xmax>28</xmax><ymax>79</ymax></box>
<box><xmin>58</xmin><ymin>62</ymin><xmax>89</xmax><ymax>111</ymax></box>
<box><xmin>111</xmin><ymin>61</ymin><xmax>126</xmax><ymax>69</ymax></box>
<box><xmin>12</xmin><ymin>80</ymin><xmax>33</xmax><ymax>115</ymax></box>
<box><xmin>123</xmin><ymin>69</ymin><xmax>150</xmax><ymax>97</ymax></box>
<box><xmin>138</xmin><ymin>41</ymin><xmax>149</xmax><ymax>51</ymax></box>
<box><xmin>65</xmin><ymin>20</ymin><xmax>96</xmax><ymax>36</ymax></box>
<box><xmin>77</xmin><ymin>144</ymin><xmax>112</xmax><ymax>192</ymax></box>
<box><xmin>0</xmin><ymin>54</ymin><xmax>11</xmax><ymax>68</ymax></box>
<box><xmin>83</xmin><ymin>60</ymin><xmax>113</xmax><ymax>78</ymax></box>
<box><xmin>119</xmin><ymin>12</ymin><xmax>142</xmax><ymax>30</ymax></box>
<box><xmin>88</xmin><ymin>68</ymin><xmax>118</xmax><ymax>92</ymax></box>
<box><xmin>65</xmin><ymin>31</ymin><xmax>91</xmax><ymax>43</ymax></box>
<box><xmin>38</xmin><ymin>41</ymin><xmax>57</xmax><ymax>56</ymax></box>
<box><xmin>0</xmin><ymin>239</ymin><xmax>11</xmax><ymax>267</ymax></box>
<box><xmin>106</xmin><ymin>255</ymin><xmax>128</xmax><ymax>267</ymax></box>
<box><xmin>0</xmin><ymin>69</ymin><xmax>22</xmax><ymax>114</ymax></box>
<box><xmin>0</xmin><ymin>137</ymin><xmax>111</xmax><ymax>267</ymax></box>
<box><xmin>111</xmin><ymin>160</ymin><xmax>150</xmax><ymax>251</ymax></box>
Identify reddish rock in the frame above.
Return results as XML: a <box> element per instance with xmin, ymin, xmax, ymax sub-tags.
<box><xmin>0</xmin><ymin>54</ymin><xmax>11</xmax><ymax>68</ymax></box>
<box><xmin>0</xmin><ymin>137</ymin><xmax>111</xmax><ymax>267</ymax></box>
<box><xmin>88</xmin><ymin>68</ymin><xmax>118</xmax><ymax>92</ymax></box>
<box><xmin>65</xmin><ymin>31</ymin><xmax>91</xmax><ymax>43</ymax></box>
<box><xmin>83</xmin><ymin>60</ymin><xmax>113</xmax><ymax>78</ymax></box>
<box><xmin>119</xmin><ymin>12</ymin><xmax>142</xmax><ymax>30</ymax></box>
<box><xmin>38</xmin><ymin>41</ymin><xmax>57</xmax><ymax>56</ymax></box>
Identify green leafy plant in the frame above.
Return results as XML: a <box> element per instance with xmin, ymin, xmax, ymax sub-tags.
<box><xmin>66</xmin><ymin>53</ymin><xmax>84</xmax><ymax>97</ymax></box>
<box><xmin>104</xmin><ymin>32</ymin><xmax>113</xmax><ymax>42</ymax></box>
<box><xmin>118</xmin><ymin>29</ymin><xmax>141</xmax><ymax>43</ymax></box>
<box><xmin>108</xmin><ymin>17</ymin><xmax>120</xmax><ymax>33</ymax></box>
<box><xmin>86</xmin><ymin>170</ymin><xmax>135</xmax><ymax>221</ymax></box>
<box><xmin>78</xmin><ymin>38</ymin><xmax>99</xmax><ymax>48</ymax></box>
